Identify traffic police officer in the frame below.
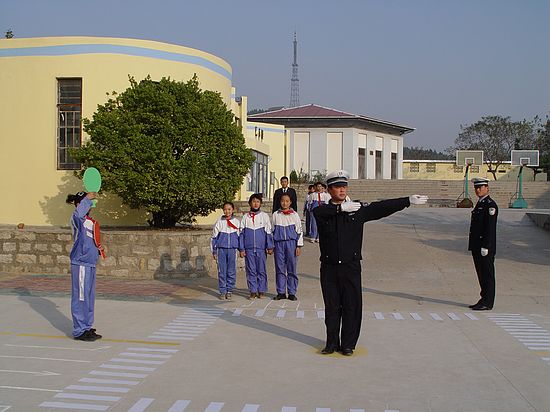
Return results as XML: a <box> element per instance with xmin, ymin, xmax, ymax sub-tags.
<box><xmin>468</xmin><ymin>177</ymin><xmax>498</xmax><ymax>311</ymax></box>
<box><xmin>313</xmin><ymin>170</ymin><xmax>428</xmax><ymax>356</ymax></box>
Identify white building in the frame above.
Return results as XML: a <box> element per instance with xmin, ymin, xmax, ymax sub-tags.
<box><xmin>248</xmin><ymin>104</ymin><xmax>415</xmax><ymax>179</ymax></box>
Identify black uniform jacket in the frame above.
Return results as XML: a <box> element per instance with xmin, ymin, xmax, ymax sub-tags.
<box><xmin>272</xmin><ymin>187</ymin><xmax>298</xmax><ymax>213</ymax></box>
<box><xmin>468</xmin><ymin>195</ymin><xmax>498</xmax><ymax>255</ymax></box>
<box><xmin>313</xmin><ymin>197</ymin><xmax>410</xmax><ymax>264</ymax></box>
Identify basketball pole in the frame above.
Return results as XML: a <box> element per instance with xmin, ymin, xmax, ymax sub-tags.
<box><xmin>511</xmin><ymin>165</ymin><xmax>528</xmax><ymax>209</ymax></box>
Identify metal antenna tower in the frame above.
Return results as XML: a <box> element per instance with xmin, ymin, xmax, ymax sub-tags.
<box><xmin>289</xmin><ymin>32</ymin><xmax>300</xmax><ymax>107</ymax></box>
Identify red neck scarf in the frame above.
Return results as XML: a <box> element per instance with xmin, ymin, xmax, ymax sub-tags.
<box><xmin>280</xmin><ymin>209</ymin><xmax>294</xmax><ymax>215</ymax></box>
<box><xmin>225</xmin><ymin>217</ymin><xmax>238</xmax><ymax>230</ymax></box>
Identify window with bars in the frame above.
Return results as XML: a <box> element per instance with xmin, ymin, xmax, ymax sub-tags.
<box><xmin>57</xmin><ymin>79</ymin><xmax>82</xmax><ymax>169</ymax></box>
<box><xmin>426</xmin><ymin>163</ymin><xmax>436</xmax><ymax>173</ymax></box>
<box><xmin>409</xmin><ymin>163</ymin><xmax>419</xmax><ymax>173</ymax></box>
<box><xmin>248</xmin><ymin>150</ymin><xmax>269</xmax><ymax>195</ymax></box>
<box><xmin>454</xmin><ymin>165</ymin><xmax>464</xmax><ymax>173</ymax></box>
<box><xmin>470</xmin><ymin>166</ymin><xmax>480</xmax><ymax>173</ymax></box>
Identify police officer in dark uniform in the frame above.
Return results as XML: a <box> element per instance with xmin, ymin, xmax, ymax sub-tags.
<box><xmin>468</xmin><ymin>177</ymin><xmax>498</xmax><ymax>311</ymax></box>
<box><xmin>313</xmin><ymin>170</ymin><xmax>428</xmax><ymax>356</ymax></box>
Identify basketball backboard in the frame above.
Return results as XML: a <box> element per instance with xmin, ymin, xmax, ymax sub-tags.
<box><xmin>511</xmin><ymin>150</ymin><xmax>539</xmax><ymax>167</ymax></box>
<box><xmin>456</xmin><ymin>150</ymin><xmax>483</xmax><ymax>166</ymax></box>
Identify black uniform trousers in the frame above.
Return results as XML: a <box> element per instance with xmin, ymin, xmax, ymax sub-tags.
<box><xmin>320</xmin><ymin>261</ymin><xmax>362</xmax><ymax>350</ymax></box>
<box><xmin>472</xmin><ymin>251</ymin><xmax>495</xmax><ymax>307</ymax></box>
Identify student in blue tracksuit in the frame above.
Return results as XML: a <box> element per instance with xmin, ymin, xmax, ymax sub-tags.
<box><xmin>272</xmin><ymin>193</ymin><xmax>303</xmax><ymax>301</ymax></box>
<box><xmin>239</xmin><ymin>193</ymin><xmax>274</xmax><ymax>300</ymax></box>
<box><xmin>307</xmin><ymin>182</ymin><xmax>330</xmax><ymax>243</ymax></box>
<box><xmin>211</xmin><ymin>202</ymin><xmax>240</xmax><ymax>300</ymax></box>
<box><xmin>66</xmin><ymin>191</ymin><xmax>102</xmax><ymax>342</ymax></box>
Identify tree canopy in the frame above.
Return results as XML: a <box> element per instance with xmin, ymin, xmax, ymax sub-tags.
<box><xmin>448</xmin><ymin>115</ymin><xmax>537</xmax><ymax>180</ymax></box>
<box><xmin>72</xmin><ymin>75</ymin><xmax>254</xmax><ymax>227</ymax></box>
<box><xmin>403</xmin><ymin>146</ymin><xmax>453</xmax><ymax>160</ymax></box>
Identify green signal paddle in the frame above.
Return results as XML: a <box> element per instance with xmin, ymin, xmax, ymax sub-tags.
<box><xmin>83</xmin><ymin>167</ymin><xmax>102</xmax><ymax>208</ymax></box>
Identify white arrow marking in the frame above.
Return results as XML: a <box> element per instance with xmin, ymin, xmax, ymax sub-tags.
<box><xmin>0</xmin><ymin>355</ymin><xmax>90</xmax><ymax>363</ymax></box>
<box><xmin>0</xmin><ymin>385</ymin><xmax>60</xmax><ymax>392</ymax></box>
<box><xmin>0</xmin><ymin>369</ymin><xmax>60</xmax><ymax>377</ymax></box>
<box><xmin>4</xmin><ymin>344</ymin><xmax>111</xmax><ymax>351</ymax></box>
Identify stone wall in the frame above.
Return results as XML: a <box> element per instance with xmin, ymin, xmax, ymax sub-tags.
<box><xmin>0</xmin><ymin>227</ymin><xmax>214</xmax><ymax>279</ymax></box>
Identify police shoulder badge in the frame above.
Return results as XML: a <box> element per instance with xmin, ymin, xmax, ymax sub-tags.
<box><xmin>489</xmin><ymin>207</ymin><xmax>496</xmax><ymax>216</ymax></box>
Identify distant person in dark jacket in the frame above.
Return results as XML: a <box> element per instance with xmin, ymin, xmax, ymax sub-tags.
<box><xmin>468</xmin><ymin>177</ymin><xmax>498</xmax><ymax>311</ymax></box>
<box><xmin>272</xmin><ymin>176</ymin><xmax>298</xmax><ymax>214</ymax></box>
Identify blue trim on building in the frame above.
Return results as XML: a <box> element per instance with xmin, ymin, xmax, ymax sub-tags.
<box><xmin>247</xmin><ymin>125</ymin><xmax>285</xmax><ymax>134</ymax></box>
<box><xmin>0</xmin><ymin>44</ymin><xmax>232</xmax><ymax>80</ymax></box>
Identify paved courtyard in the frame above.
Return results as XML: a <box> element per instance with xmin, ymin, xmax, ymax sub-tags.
<box><xmin>1</xmin><ymin>208</ymin><xmax>549</xmax><ymax>412</ymax></box>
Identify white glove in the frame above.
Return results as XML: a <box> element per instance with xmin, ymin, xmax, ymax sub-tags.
<box><xmin>409</xmin><ymin>194</ymin><xmax>429</xmax><ymax>205</ymax></box>
<box><xmin>481</xmin><ymin>248</ymin><xmax>488</xmax><ymax>257</ymax></box>
<box><xmin>341</xmin><ymin>201</ymin><xmax>361</xmax><ymax>213</ymax></box>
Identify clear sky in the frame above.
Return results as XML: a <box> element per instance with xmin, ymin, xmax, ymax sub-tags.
<box><xmin>2</xmin><ymin>0</ymin><xmax>549</xmax><ymax>150</ymax></box>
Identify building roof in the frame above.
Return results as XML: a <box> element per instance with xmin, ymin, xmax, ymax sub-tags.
<box><xmin>248</xmin><ymin>104</ymin><xmax>415</xmax><ymax>135</ymax></box>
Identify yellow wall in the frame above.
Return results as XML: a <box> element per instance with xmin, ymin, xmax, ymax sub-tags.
<box><xmin>0</xmin><ymin>36</ymin><xmax>234</xmax><ymax>226</ymax></box>
<box><xmin>403</xmin><ymin>160</ymin><xmax>545</xmax><ymax>181</ymax></box>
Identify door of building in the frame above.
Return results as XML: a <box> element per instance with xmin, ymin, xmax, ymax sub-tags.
<box><xmin>358</xmin><ymin>148</ymin><xmax>365</xmax><ymax>179</ymax></box>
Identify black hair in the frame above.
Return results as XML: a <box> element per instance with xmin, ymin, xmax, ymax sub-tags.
<box><xmin>248</xmin><ymin>193</ymin><xmax>263</xmax><ymax>205</ymax></box>
<box><xmin>66</xmin><ymin>192</ymin><xmax>87</xmax><ymax>207</ymax></box>
<box><xmin>222</xmin><ymin>201</ymin><xmax>235</xmax><ymax>209</ymax></box>
<box><xmin>308</xmin><ymin>184</ymin><xmax>314</xmax><ymax>190</ymax></box>
<box><xmin>280</xmin><ymin>176</ymin><xmax>289</xmax><ymax>182</ymax></box>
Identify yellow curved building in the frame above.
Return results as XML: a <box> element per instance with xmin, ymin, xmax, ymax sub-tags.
<box><xmin>0</xmin><ymin>37</ymin><xmax>284</xmax><ymax>226</ymax></box>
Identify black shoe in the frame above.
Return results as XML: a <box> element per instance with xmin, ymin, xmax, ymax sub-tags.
<box><xmin>273</xmin><ymin>293</ymin><xmax>287</xmax><ymax>300</ymax></box>
<box><xmin>341</xmin><ymin>348</ymin><xmax>354</xmax><ymax>356</ymax></box>
<box><xmin>287</xmin><ymin>294</ymin><xmax>297</xmax><ymax>301</ymax></box>
<box><xmin>321</xmin><ymin>346</ymin><xmax>338</xmax><ymax>355</ymax></box>
<box><xmin>74</xmin><ymin>330</ymin><xmax>98</xmax><ymax>342</ymax></box>
<box><xmin>471</xmin><ymin>304</ymin><xmax>492</xmax><ymax>311</ymax></box>
<box><xmin>468</xmin><ymin>300</ymin><xmax>482</xmax><ymax>309</ymax></box>
<box><xmin>89</xmin><ymin>329</ymin><xmax>102</xmax><ymax>339</ymax></box>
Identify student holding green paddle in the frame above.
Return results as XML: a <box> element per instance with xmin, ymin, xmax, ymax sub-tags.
<box><xmin>65</xmin><ymin>168</ymin><xmax>104</xmax><ymax>341</ymax></box>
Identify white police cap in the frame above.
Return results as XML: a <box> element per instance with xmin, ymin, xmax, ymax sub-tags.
<box><xmin>471</xmin><ymin>177</ymin><xmax>489</xmax><ymax>187</ymax></box>
<box><xmin>326</xmin><ymin>170</ymin><xmax>349</xmax><ymax>187</ymax></box>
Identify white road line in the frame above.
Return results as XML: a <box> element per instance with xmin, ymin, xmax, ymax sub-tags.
<box><xmin>126</xmin><ymin>347</ymin><xmax>178</xmax><ymax>353</ymax></box>
<box><xmin>317</xmin><ymin>310</ymin><xmax>325</xmax><ymax>319</ymax></box>
<box><xmin>99</xmin><ymin>364</ymin><xmax>156</xmax><ymax>372</ymax></box>
<box><xmin>172</xmin><ymin>321</ymin><xmax>214</xmax><ymax>326</ymax></box>
<box><xmin>385</xmin><ymin>410</ymin><xmax>400</xmax><ymax>412</ymax></box>
<box><xmin>350</xmin><ymin>409</ymin><xmax>365</xmax><ymax>412</ymax></box>
<box><xmin>518</xmin><ymin>339</ymin><xmax>550</xmax><ymax>342</ymax></box>
<box><xmin>109</xmin><ymin>358</ymin><xmax>165</xmax><ymax>365</ymax></box>
<box><xmin>204</xmin><ymin>402</ymin><xmax>225</xmax><ymax>412</ymax></box>
<box><xmin>255</xmin><ymin>310</ymin><xmax>265</xmax><ymax>317</ymax></box>
<box><xmin>297</xmin><ymin>311</ymin><xmax>305</xmax><ymax>318</ymax></box>
<box><xmin>528</xmin><ymin>347</ymin><xmax>550</xmax><ymax>350</ymax></box>
<box><xmin>374</xmin><ymin>312</ymin><xmax>384</xmax><ymax>319</ymax></box>
<box><xmin>241</xmin><ymin>404</ymin><xmax>260</xmax><ymax>412</ymax></box>
<box><xmin>65</xmin><ymin>384</ymin><xmax>130</xmax><ymax>393</ymax></box>
<box><xmin>392</xmin><ymin>313</ymin><xmax>404</xmax><ymax>320</ymax></box>
<box><xmin>165</xmin><ymin>324</ymin><xmax>207</xmax><ymax>329</ymax></box>
<box><xmin>447</xmin><ymin>313</ymin><xmax>460</xmax><ymax>320</ymax></box>
<box><xmin>464</xmin><ymin>313</ymin><xmax>478</xmax><ymax>320</ymax></box>
<box><xmin>90</xmin><ymin>370</ymin><xmax>148</xmax><ymax>379</ymax></box>
<box><xmin>542</xmin><ymin>357</ymin><xmax>550</xmax><ymax>361</ymax></box>
<box><xmin>0</xmin><ymin>385</ymin><xmax>60</xmax><ymax>392</ymax></box>
<box><xmin>167</xmin><ymin>400</ymin><xmax>191</xmax><ymax>412</ymax></box>
<box><xmin>316</xmin><ymin>408</ymin><xmax>331</xmax><ymax>412</ymax></box>
<box><xmin>39</xmin><ymin>402</ymin><xmax>108</xmax><ymax>411</ymax></box>
<box><xmin>4</xmin><ymin>344</ymin><xmax>111</xmax><ymax>351</ymax></box>
<box><xmin>281</xmin><ymin>408</ymin><xmax>297</xmax><ymax>412</ymax></box>
<box><xmin>148</xmin><ymin>335</ymin><xmax>194</xmax><ymax>341</ymax></box>
<box><xmin>54</xmin><ymin>392</ymin><xmax>121</xmax><ymax>402</ymax></box>
<box><xmin>119</xmin><ymin>352</ymin><xmax>171</xmax><ymax>359</ymax></box>
<box><xmin>0</xmin><ymin>355</ymin><xmax>90</xmax><ymax>363</ymax></box>
<box><xmin>0</xmin><ymin>369</ymin><xmax>59</xmax><ymax>377</ymax></box>
<box><xmin>157</xmin><ymin>329</ymin><xmax>202</xmax><ymax>336</ymax></box>
<box><xmin>430</xmin><ymin>313</ymin><xmax>443</xmax><ymax>321</ymax></box>
<box><xmin>0</xmin><ymin>406</ymin><xmax>10</xmax><ymax>412</ymax></box>
<box><xmin>276</xmin><ymin>310</ymin><xmax>286</xmax><ymax>318</ymax></box>
<box><xmin>410</xmin><ymin>313</ymin><xmax>422</xmax><ymax>320</ymax></box>
<box><xmin>523</xmin><ymin>343</ymin><xmax>550</xmax><ymax>347</ymax></box>
<box><xmin>151</xmin><ymin>331</ymin><xmax>198</xmax><ymax>336</ymax></box>
<box><xmin>79</xmin><ymin>377</ymin><xmax>140</xmax><ymax>386</ymax></box>
<box><xmin>90</xmin><ymin>371</ymin><xmax>149</xmax><ymax>379</ymax></box>
<box><xmin>128</xmin><ymin>397</ymin><xmax>155</xmax><ymax>412</ymax></box>
<box><xmin>233</xmin><ymin>309</ymin><xmax>243</xmax><ymax>316</ymax></box>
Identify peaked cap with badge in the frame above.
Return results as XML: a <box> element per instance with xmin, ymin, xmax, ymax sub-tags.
<box><xmin>326</xmin><ymin>170</ymin><xmax>349</xmax><ymax>187</ymax></box>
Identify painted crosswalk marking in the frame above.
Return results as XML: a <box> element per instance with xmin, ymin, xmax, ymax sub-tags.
<box><xmin>488</xmin><ymin>314</ymin><xmax>550</xmax><ymax>365</ymax></box>
<box><xmin>410</xmin><ymin>312</ymin><xmax>422</xmax><ymax>320</ymax></box>
<box><xmin>64</xmin><ymin>384</ymin><xmax>130</xmax><ymax>393</ymax></box>
<box><xmin>447</xmin><ymin>313</ymin><xmax>460</xmax><ymax>320</ymax></box>
<box><xmin>167</xmin><ymin>400</ymin><xmax>191</xmax><ymax>412</ymax></box>
<box><xmin>317</xmin><ymin>310</ymin><xmax>325</xmax><ymax>319</ymax></box>
<box><xmin>79</xmin><ymin>377</ymin><xmax>140</xmax><ymax>386</ymax></box>
<box><xmin>297</xmin><ymin>310</ymin><xmax>305</xmax><ymax>318</ymax></box>
<box><xmin>128</xmin><ymin>397</ymin><xmax>155</xmax><ymax>412</ymax></box>
<box><xmin>255</xmin><ymin>309</ymin><xmax>265</xmax><ymax>317</ymax></box>
<box><xmin>54</xmin><ymin>392</ymin><xmax>121</xmax><ymax>402</ymax></box>
<box><xmin>204</xmin><ymin>402</ymin><xmax>225</xmax><ymax>412</ymax></box>
<box><xmin>39</xmin><ymin>402</ymin><xmax>108</xmax><ymax>411</ymax></box>
<box><xmin>430</xmin><ymin>313</ymin><xmax>443</xmax><ymax>321</ymax></box>
<box><xmin>276</xmin><ymin>310</ymin><xmax>286</xmax><ymax>318</ymax></box>
<box><xmin>374</xmin><ymin>312</ymin><xmax>384</xmax><ymax>319</ymax></box>
<box><xmin>392</xmin><ymin>312</ymin><xmax>404</xmax><ymax>320</ymax></box>
<box><xmin>241</xmin><ymin>404</ymin><xmax>260</xmax><ymax>412</ymax></box>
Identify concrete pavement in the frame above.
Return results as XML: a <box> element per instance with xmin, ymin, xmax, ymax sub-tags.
<box><xmin>0</xmin><ymin>208</ymin><xmax>549</xmax><ymax>411</ymax></box>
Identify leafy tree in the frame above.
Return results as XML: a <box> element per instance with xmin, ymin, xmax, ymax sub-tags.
<box><xmin>448</xmin><ymin>115</ymin><xmax>537</xmax><ymax>180</ymax></box>
<box><xmin>535</xmin><ymin>114</ymin><xmax>550</xmax><ymax>177</ymax></box>
<box><xmin>72</xmin><ymin>75</ymin><xmax>254</xmax><ymax>228</ymax></box>
<box><xmin>403</xmin><ymin>146</ymin><xmax>453</xmax><ymax>160</ymax></box>
<box><xmin>5</xmin><ymin>30</ymin><xmax>13</xmax><ymax>39</ymax></box>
